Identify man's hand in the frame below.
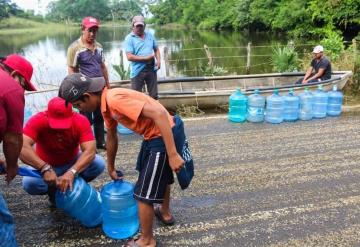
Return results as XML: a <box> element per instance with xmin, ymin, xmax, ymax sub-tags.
<box><xmin>43</xmin><ymin>170</ymin><xmax>57</xmax><ymax>186</ymax></box>
<box><xmin>108</xmin><ymin>167</ymin><xmax>123</xmax><ymax>180</ymax></box>
<box><xmin>168</xmin><ymin>153</ymin><xmax>184</xmax><ymax>174</ymax></box>
<box><xmin>57</xmin><ymin>171</ymin><xmax>75</xmax><ymax>193</ymax></box>
<box><xmin>156</xmin><ymin>60</ymin><xmax>161</xmax><ymax>70</ymax></box>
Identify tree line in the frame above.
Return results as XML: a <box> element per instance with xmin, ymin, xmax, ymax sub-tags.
<box><xmin>150</xmin><ymin>0</ymin><xmax>359</xmax><ymax>39</ymax></box>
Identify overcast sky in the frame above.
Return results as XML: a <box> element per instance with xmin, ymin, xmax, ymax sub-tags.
<box><xmin>12</xmin><ymin>0</ymin><xmax>53</xmax><ymax>15</ymax></box>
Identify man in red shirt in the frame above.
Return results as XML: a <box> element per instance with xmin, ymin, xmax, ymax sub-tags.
<box><xmin>20</xmin><ymin>97</ymin><xmax>105</xmax><ymax>205</ymax></box>
<box><xmin>0</xmin><ymin>54</ymin><xmax>36</xmax><ymax>247</ymax></box>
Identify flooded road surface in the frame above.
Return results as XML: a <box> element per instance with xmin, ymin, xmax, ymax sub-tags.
<box><xmin>2</xmin><ymin>114</ymin><xmax>360</xmax><ymax>246</ymax></box>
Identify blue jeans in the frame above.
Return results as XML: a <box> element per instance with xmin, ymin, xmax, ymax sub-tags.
<box><xmin>0</xmin><ymin>193</ymin><xmax>17</xmax><ymax>247</ymax></box>
<box><xmin>22</xmin><ymin>154</ymin><xmax>105</xmax><ymax>195</ymax></box>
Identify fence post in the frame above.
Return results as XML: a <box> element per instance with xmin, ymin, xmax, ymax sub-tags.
<box><xmin>246</xmin><ymin>42</ymin><xmax>251</xmax><ymax>74</ymax></box>
<box><xmin>120</xmin><ymin>49</ymin><xmax>124</xmax><ymax>68</ymax></box>
<box><xmin>163</xmin><ymin>46</ymin><xmax>170</xmax><ymax>77</ymax></box>
<box><xmin>353</xmin><ymin>39</ymin><xmax>357</xmax><ymax>62</ymax></box>
<box><xmin>204</xmin><ymin>44</ymin><xmax>213</xmax><ymax>67</ymax></box>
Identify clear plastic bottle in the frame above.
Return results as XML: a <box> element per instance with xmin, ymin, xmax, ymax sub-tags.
<box><xmin>55</xmin><ymin>177</ymin><xmax>102</xmax><ymax>228</ymax></box>
<box><xmin>327</xmin><ymin>85</ymin><xmax>343</xmax><ymax>116</ymax></box>
<box><xmin>228</xmin><ymin>88</ymin><xmax>247</xmax><ymax>122</ymax></box>
<box><xmin>247</xmin><ymin>89</ymin><xmax>265</xmax><ymax>123</ymax></box>
<box><xmin>299</xmin><ymin>87</ymin><xmax>313</xmax><ymax>120</ymax></box>
<box><xmin>283</xmin><ymin>89</ymin><xmax>299</xmax><ymax>121</ymax></box>
<box><xmin>313</xmin><ymin>85</ymin><xmax>328</xmax><ymax>118</ymax></box>
<box><xmin>265</xmin><ymin>89</ymin><xmax>284</xmax><ymax>124</ymax></box>
<box><xmin>101</xmin><ymin>179</ymin><xmax>139</xmax><ymax>239</ymax></box>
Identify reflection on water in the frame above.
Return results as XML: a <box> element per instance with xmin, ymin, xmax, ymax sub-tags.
<box><xmin>0</xmin><ymin>26</ymin><xmax>290</xmax><ymax>111</ymax></box>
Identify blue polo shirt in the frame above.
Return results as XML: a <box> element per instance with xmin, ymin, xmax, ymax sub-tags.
<box><xmin>124</xmin><ymin>31</ymin><xmax>158</xmax><ymax>78</ymax></box>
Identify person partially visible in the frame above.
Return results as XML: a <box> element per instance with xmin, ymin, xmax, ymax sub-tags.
<box><xmin>67</xmin><ymin>16</ymin><xmax>109</xmax><ymax>149</ymax></box>
<box><xmin>20</xmin><ymin>97</ymin><xmax>105</xmax><ymax>206</ymax></box>
<box><xmin>58</xmin><ymin>73</ymin><xmax>186</xmax><ymax>247</ymax></box>
<box><xmin>296</xmin><ymin>45</ymin><xmax>332</xmax><ymax>84</ymax></box>
<box><xmin>0</xmin><ymin>54</ymin><xmax>36</xmax><ymax>247</ymax></box>
<box><xmin>124</xmin><ymin>15</ymin><xmax>161</xmax><ymax>100</ymax></box>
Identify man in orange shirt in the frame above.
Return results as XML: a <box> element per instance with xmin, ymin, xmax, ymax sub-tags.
<box><xmin>58</xmin><ymin>73</ymin><xmax>186</xmax><ymax>247</ymax></box>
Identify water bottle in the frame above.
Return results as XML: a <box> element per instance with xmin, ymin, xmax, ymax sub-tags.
<box><xmin>327</xmin><ymin>85</ymin><xmax>343</xmax><ymax>116</ymax></box>
<box><xmin>101</xmin><ymin>177</ymin><xmax>139</xmax><ymax>240</ymax></box>
<box><xmin>228</xmin><ymin>88</ymin><xmax>247</xmax><ymax>123</ymax></box>
<box><xmin>246</xmin><ymin>89</ymin><xmax>265</xmax><ymax>123</ymax></box>
<box><xmin>24</xmin><ymin>108</ymin><xmax>32</xmax><ymax>125</ymax></box>
<box><xmin>55</xmin><ymin>176</ymin><xmax>102</xmax><ymax>228</ymax></box>
<box><xmin>313</xmin><ymin>85</ymin><xmax>328</xmax><ymax>118</ymax></box>
<box><xmin>299</xmin><ymin>87</ymin><xmax>313</xmax><ymax>120</ymax></box>
<box><xmin>265</xmin><ymin>89</ymin><xmax>284</xmax><ymax>124</ymax></box>
<box><xmin>283</xmin><ymin>89</ymin><xmax>299</xmax><ymax>121</ymax></box>
<box><xmin>117</xmin><ymin>124</ymin><xmax>134</xmax><ymax>135</ymax></box>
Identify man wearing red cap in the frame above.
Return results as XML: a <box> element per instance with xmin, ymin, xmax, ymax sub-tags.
<box><xmin>67</xmin><ymin>16</ymin><xmax>109</xmax><ymax>150</ymax></box>
<box><xmin>0</xmin><ymin>54</ymin><xmax>36</xmax><ymax>246</ymax></box>
<box><xmin>20</xmin><ymin>97</ymin><xmax>105</xmax><ymax>205</ymax></box>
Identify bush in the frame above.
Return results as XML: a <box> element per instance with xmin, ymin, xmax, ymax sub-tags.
<box><xmin>271</xmin><ymin>44</ymin><xmax>300</xmax><ymax>72</ymax></box>
<box><xmin>321</xmin><ymin>31</ymin><xmax>344</xmax><ymax>62</ymax></box>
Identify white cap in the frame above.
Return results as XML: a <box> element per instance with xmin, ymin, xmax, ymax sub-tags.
<box><xmin>313</xmin><ymin>45</ymin><xmax>324</xmax><ymax>53</ymax></box>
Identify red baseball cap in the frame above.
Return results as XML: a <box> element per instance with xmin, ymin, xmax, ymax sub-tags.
<box><xmin>82</xmin><ymin>17</ymin><xmax>100</xmax><ymax>29</ymax></box>
<box><xmin>2</xmin><ymin>54</ymin><xmax>36</xmax><ymax>91</ymax></box>
<box><xmin>47</xmin><ymin>97</ymin><xmax>73</xmax><ymax>129</ymax></box>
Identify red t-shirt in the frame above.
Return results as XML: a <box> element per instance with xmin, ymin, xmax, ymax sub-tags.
<box><xmin>23</xmin><ymin>111</ymin><xmax>94</xmax><ymax>166</ymax></box>
<box><xmin>0</xmin><ymin>69</ymin><xmax>25</xmax><ymax>141</ymax></box>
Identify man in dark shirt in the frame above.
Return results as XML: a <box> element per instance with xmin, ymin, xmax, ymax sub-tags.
<box><xmin>67</xmin><ymin>16</ymin><xmax>109</xmax><ymax>150</ymax></box>
<box><xmin>296</xmin><ymin>45</ymin><xmax>332</xmax><ymax>84</ymax></box>
<box><xmin>0</xmin><ymin>54</ymin><xmax>36</xmax><ymax>247</ymax></box>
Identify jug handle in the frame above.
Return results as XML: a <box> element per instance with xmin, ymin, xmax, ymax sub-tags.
<box><xmin>115</xmin><ymin>170</ymin><xmax>124</xmax><ymax>182</ymax></box>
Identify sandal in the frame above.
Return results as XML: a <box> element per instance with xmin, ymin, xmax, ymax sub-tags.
<box><xmin>125</xmin><ymin>239</ymin><xmax>157</xmax><ymax>247</ymax></box>
<box><xmin>154</xmin><ymin>206</ymin><xmax>175</xmax><ymax>226</ymax></box>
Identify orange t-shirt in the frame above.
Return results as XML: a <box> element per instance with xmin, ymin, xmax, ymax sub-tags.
<box><xmin>101</xmin><ymin>88</ymin><xmax>174</xmax><ymax>140</ymax></box>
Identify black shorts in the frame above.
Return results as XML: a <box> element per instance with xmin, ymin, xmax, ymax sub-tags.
<box><xmin>134</xmin><ymin>150</ymin><xmax>174</xmax><ymax>204</ymax></box>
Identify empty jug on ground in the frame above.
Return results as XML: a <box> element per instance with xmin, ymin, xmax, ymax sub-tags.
<box><xmin>283</xmin><ymin>89</ymin><xmax>299</xmax><ymax>121</ymax></box>
<box><xmin>55</xmin><ymin>176</ymin><xmax>102</xmax><ymax>228</ymax></box>
<box><xmin>247</xmin><ymin>89</ymin><xmax>265</xmax><ymax>123</ymax></box>
<box><xmin>327</xmin><ymin>85</ymin><xmax>343</xmax><ymax>116</ymax></box>
<box><xmin>265</xmin><ymin>89</ymin><xmax>284</xmax><ymax>124</ymax></box>
<box><xmin>299</xmin><ymin>87</ymin><xmax>313</xmax><ymax>121</ymax></box>
<box><xmin>313</xmin><ymin>85</ymin><xmax>328</xmax><ymax>118</ymax></box>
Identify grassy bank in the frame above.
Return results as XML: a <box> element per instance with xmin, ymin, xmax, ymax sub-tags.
<box><xmin>0</xmin><ymin>17</ymin><xmax>77</xmax><ymax>35</ymax></box>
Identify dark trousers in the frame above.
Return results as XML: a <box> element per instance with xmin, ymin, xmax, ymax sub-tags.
<box><xmin>295</xmin><ymin>76</ymin><xmax>320</xmax><ymax>85</ymax></box>
<box><xmin>81</xmin><ymin>106</ymin><xmax>105</xmax><ymax>146</ymax></box>
<box><xmin>131</xmin><ymin>69</ymin><xmax>158</xmax><ymax>100</ymax></box>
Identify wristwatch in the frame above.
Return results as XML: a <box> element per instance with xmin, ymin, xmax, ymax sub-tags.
<box><xmin>69</xmin><ymin>168</ymin><xmax>78</xmax><ymax>176</ymax></box>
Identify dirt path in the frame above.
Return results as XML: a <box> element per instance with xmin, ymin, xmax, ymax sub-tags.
<box><xmin>2</xmin><ymin>113</ymin><xmax>360</xmax><ymax>246</ymax></box>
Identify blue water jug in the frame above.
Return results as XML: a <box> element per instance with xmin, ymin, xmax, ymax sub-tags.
<box><xmin>327</xmin><ymin>85</ymin><xmax>343</xmax><ymax>116</ymax></box>
<box><xmin>228</xmin><ymin>89</ymin><xmax>247</xmax><ymax>122</ymax></box>
<box><xmin>117</xmin><ymin>124</ymin><xmax>134</xmax><ymax>135</ymax></box>
<box><xmin>283</xmin><ymin>89</ymin><xmax>299</xmax><ymax>121</ymax></box>
<box><xmin>265</xmin><ymin>89</ymin><xmax>284</xmax><ymax>124</ymax></box>
<box><xmin>101</xmin><ymin>179</ymin><xmax>139</xmax><ymax>240</ymax></box>
<box><xmin>247</xmin><ymin>89</ymin><xmax>265</xmax><ymax>122</ymax></box>
<box><xmin>24</xmin><ymin>108</ymin><xmax>32</xmax><ymax>125</ymax></box>
<box><xmin>299</xmin><ymin>87</ymin><xmax>313</xmax><ymax>120</ymax></box>
<box><xmin>55</xmin><ymin>176</ymin><xmax>102</xmax><ymax>228</ymax></box>
<box><xmin>313</xmin><ymin>85</ymin><xmax>328</xmax><ymax>118</ymax></box>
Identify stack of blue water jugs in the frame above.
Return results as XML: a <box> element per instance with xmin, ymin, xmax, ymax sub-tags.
<box><xmin>228</xmin><ymin>84</ymin><xmax>343</xmax><ymax>123</ymax></box>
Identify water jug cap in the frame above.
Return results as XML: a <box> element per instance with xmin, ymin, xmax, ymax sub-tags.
<box><xmin>304</xmin><ymin>87</ymin><xmax>309</xmax><ymax>91</ymax></box>
<box><xmin>274</xmin><ymin>89</ymin><xmax>279</xmax><ymax>95</ymax></box>
<box><xmin>318</xmin><ymin>84</ymin><xmax>323</xmax><ymax>90</ymax></box>
<box><xmin>333</xmin><ymin>84</ymin><xmax>337</xmax><ymax>91</ymax></box>
<box><xmin>254</xmin><ymin>89</ymin><xmax>259</xmax><ymax>94</ymax></box>
<box><xmin>115</xmin><ymin>170</ymin><xmax>124</xmax><ymax>182</ymax></box>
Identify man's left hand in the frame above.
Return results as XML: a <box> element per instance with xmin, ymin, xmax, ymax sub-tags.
<box><xmin>156</xmin><ymin>60</ymin><xmax>161</xmax><ymax>70</ymax></box>
<box><xmin>57</xmin><ymin>171</ymin><xmax>75</xmax><ymax>193</ymax></box>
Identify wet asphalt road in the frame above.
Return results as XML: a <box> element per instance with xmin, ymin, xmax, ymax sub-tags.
<box><xmin>2</xmin><ymin>113</ymin><xmax>360</xmax><ymax>246</ymax></box>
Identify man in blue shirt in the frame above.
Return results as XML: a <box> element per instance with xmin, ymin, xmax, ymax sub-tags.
<box><xmin>124</xmin><ymin>15</ymin><xmax>161</xmax><ymax>100</ymax></box>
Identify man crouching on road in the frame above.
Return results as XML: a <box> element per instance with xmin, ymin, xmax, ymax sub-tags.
<box><xmin>20</xmin><ymin>97</ymin><xmax>105</xmax><ymax>206</ymax></box>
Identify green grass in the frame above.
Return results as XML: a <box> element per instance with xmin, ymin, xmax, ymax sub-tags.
<box><xmin>0</xmin><ymin>17</ymin><xmax>77</xmax><ymax>35</ymax></box>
